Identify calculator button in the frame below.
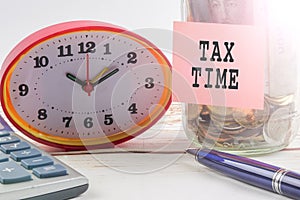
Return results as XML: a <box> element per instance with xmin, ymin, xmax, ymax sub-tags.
<box><xmin>0</xmin><ymin>122</ymin><xmax>12</xmax><ymax>137</ymax></box>
<box><xmin>21</xmin><ymin>156</ymin><xmax>54</xmax><ymax>170</ymax></box>
<box><xmin>0</xmin><ymin>161</ymin><xmax>32</xmax><ymax>184</ymax></box>
<box><xmin>0</xmin><ymin>136</ymin><xmax>20</xmax><ymax>145</ymax></box>
<box><xmin>0</xmin><ymin>153</ymin><xmax>8</xmax><ymax>163</ymax></box>
<box><xmin>0</xmin><ymin>131</ymin><xmax>10</xmax><ymax>137</ymax></box>
<box><xmin>11</xmin><ymin>148</ymin><xmax>42</xmax><ymax>162</ymax></box>
<box><xmin>33</xmin><ymin>164</ymin><xmax>68</xmax><ymax>178</ymax></box>
<box><xmin>0</xmin><ymin>141</ymin><xmax>31</xmax><ymax>154</ymax></box>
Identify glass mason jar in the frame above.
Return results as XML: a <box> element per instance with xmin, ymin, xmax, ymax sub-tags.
<box><xmin>181</xmin><ymin>0</ymin><xmax>300</xmax><ymax>155</ymax></box>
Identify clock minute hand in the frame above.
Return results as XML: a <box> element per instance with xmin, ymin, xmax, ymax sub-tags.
<box><xmin>92</xmin><ymin>68</ymin><xmax>119</xmax><ymax>86</ymax></box>
<box><xmin>66</xmin><ymin>73</ymin><xmax>85</xmax><ymax>87</ymax></box>
<box><xmin>91</xmin><ymin>67</ymin><xmax>109</xmax><ymax>84</ymax></box>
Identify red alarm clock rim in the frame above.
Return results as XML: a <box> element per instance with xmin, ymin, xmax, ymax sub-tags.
<box><xmin>1</xmin><ymin>20</ymin><xmax>167</xmax><ymax>75</ymax></box>
<box><xmin>0</xmin><ymin>20</ymin><xmax>172</xmax><ymax>150</ymax></box>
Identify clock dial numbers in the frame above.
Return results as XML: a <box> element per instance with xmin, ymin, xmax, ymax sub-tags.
<box><xmin>18</xmin><ymin>84</ymin><xmax>29</xmax><ymax>97</ymax></box>
<box><xmin>128</xmin><ymin>103</ymin><xmax>138</xmax><ymax>114</ymax></box>
<box><xmin>145</xmin><ymin>77</ymin><xmax>155</xmax><ymax>89</ymax></box>
<box><xmin>58</xmin><ymin>41</ymin><xmax>97</xmax><ymax>58</ymax></box>
<box><xmin>12</xmin><ymin>33</ymin><xmax>162</xmax><ymax>134</ymax></box>
<box><xmin>33</xmin><ymin>56</ymin><xmax>50</xmax><ymax>68</ymax></box>
<box><xmin>78</xmin><ymin>41</ymin><xmax>96</xmax><ymax>54</ymax></box>
<box><xmin>58</xmin><ymin>45</ymin><xmax>73</xmax><ymax>57</ymax></box>
<box><xmin>83</xmin><ymin>117</ymin><xmax>94</xmax><ymax>129</ymax></box>
<box><xmin>37</xmin><ymin>109</ymin><xmax>48</xmax><ymax>120</ymax></box>
<box><xmin>104</xmin><ymin>114</ymin><xmax>113</xmax><ymax>126</ymax></box>
<box><xmin>62</xmin><ymin>117</ymin><xmax>72</xmax><ymax>128</ymax></box>
<box><xmin>127</xmin><ymin>52</ymin><xmax>138</xmax><ymax>64</ymax></box>
<box><xmin>103</xmin><ymin>43</ymin><xmax>112</xmax><ymax>55</ymax></box>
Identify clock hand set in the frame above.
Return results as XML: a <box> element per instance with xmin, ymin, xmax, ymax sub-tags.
<box><xmin>65</xmin><ymin>66</ymin><xmax>119</xmax><ymax>95</ymax></box>
<box><xmin>65</xmin><ymin>68</ymin><xmax>119</xmax><ymax>87</ymax></box>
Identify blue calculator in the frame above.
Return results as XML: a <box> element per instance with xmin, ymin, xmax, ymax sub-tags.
<box><xmin>0</xmin><ymin>115</ymin><xmax>88</xmax><ymax>199</ymax></box>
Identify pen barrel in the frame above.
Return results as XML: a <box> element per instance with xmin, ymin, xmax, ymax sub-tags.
<box><xmin>279</xmin><ymin>171</ymin><xmax>300</xmax><ymax>199</ymax></box>
<box><xmin>196</xmin><ymin>150</ymin><xmax>300</xmax><ymax>199</ymax></box>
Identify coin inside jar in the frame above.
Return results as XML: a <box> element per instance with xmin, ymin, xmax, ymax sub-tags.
<box><xmin>265</xmin><ymin>94</ymin><xmax>294</xmax><ymax>106</ymax></box>
<box><xmin>232</xmin><ymin>101</ymin><xmax>270</xmax><ymax>129</ymax></box>
<box><xmin>197</xmin><ymin>121</ymin><xmax>232</xmax><ymax>143</ymax></box>
<box><xmin>199</xmin><ymin>105</ymin><xmax>211</xmax><ymax>122</ymax></box>
<box><xmin>186</xmin><ymin>104</ymin><xmax>203</xmax><ymax>121</ymax></box>
<box><xmin>263</xmin><ymin>106</ymin><xmax>292</xmax><ymax>145</ymax></box>
<box><xmin>207</xmin><ymin>106</ymin><xmax>234</xmax><ymax>117</ymax></box>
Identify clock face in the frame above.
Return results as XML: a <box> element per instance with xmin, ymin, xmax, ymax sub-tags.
<box><xmin>0</xmin><ymin>21</ymin><xmax>172</xmax><ymax>150</ymax></box>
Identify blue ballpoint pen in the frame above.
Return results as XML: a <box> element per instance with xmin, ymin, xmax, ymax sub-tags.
<box><xmin>187</xmin><ymin>148</ymin><xmax>300</xmax><ymax>199</ymax></box>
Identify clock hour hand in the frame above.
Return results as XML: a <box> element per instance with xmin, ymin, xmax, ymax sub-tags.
<box><xmin>66</xmin><ymin>73</ymin><xmax>85</xmax><ymax>87</ymax></box>
<box><xmin>91</xmin><ymin>68</ymin><xmax>119</xmax><ymax>87</ymax></box>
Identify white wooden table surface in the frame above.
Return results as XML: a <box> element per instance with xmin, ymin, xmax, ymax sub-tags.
<box><xmin>29</xmin><ymin>103</ymin><xmax>300</xmax><ymax>199</ymax></box>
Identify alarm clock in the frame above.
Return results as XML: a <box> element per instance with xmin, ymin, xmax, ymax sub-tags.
<box><xmin>0</xmin><ymin>20</ymin><xmax>172</xmax><ymax>150</ymax></box>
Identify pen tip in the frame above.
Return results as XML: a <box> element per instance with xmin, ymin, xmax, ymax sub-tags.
<box><xmin>186</xmin><ymin>148</ymin><xmax>199</xmax><ymax>156</ymax></box>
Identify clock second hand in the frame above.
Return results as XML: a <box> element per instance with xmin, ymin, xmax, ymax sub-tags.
<box><xmin>83</xmin><ymin>54</ymin><xmax>94</xmax><ymax>96</ymax></box>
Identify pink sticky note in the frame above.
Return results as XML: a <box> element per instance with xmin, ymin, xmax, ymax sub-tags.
<box><xmin>172</xmin><ymin>22</ymin><xmax>266</xmax><ymax>109</ymax></box>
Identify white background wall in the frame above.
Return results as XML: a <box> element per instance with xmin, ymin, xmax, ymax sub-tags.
<box><xmin>0</xmin><ymin>0</ymin><xmax>181</xmax><ymax>65</ymax></box>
